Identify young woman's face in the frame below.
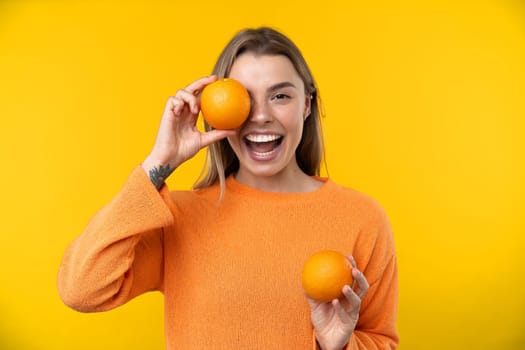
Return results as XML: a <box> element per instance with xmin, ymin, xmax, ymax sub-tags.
<box><xmin>227</xmin><ymin>53</ymin><xmax>311</xmax><ymax>185</ymax></box>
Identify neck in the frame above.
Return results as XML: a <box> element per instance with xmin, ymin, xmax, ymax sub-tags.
<box><xmin>234</xmin><ymin>166</ymin><xmax>322</xmax><ymax>193</ymax></box>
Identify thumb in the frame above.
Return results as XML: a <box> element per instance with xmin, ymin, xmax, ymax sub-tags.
<box><xmin>305</xmin><ymin>293</ymin><xmax>324</xmax><ymax>309</ymax></box>
<box><xmin>200</xmin><ymin>129</ymin><xmax>236</xmax><ymax>148</ymax></box>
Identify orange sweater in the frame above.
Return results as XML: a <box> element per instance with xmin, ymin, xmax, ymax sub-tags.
<box><xmin>58</xmin><ymin>166</ymin><xmax>399</xmax><ymax>349</ymax></box>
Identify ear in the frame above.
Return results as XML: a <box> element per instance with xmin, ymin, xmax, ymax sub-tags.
<box><xmin>304</xmin><ymin>94</ymin><xmax>312</xmax><ymax>120</ymax></box>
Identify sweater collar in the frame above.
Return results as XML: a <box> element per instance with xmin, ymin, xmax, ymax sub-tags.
<box><xmin>224</xmin><ymin>174</ymin><xmax>334</xmax><ymax>202</ymax></box>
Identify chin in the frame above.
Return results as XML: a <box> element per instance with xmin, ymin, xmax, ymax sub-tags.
<box><xmin>238</xmin><ymin>159</ymin><xmax>294</xmax><ymax>179</ymax></box>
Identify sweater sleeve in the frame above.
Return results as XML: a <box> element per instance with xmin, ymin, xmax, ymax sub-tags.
<box><xmin>312</xmin><ymin>257</ymin><xmax>398</xmax><ymax>350</ymax></box>
<box><xmin>346</xmin><ymin>256</ymin><xmax>399</xmax><ymax>349</ymax></box>
<box><xmin>346</xmin><ymin>205</ymin><xmax>399</xmax><ymax>349</ymax></box>
<box><xmin>57</xmin><ymin>166</ymin><xmax>175</xmax><ymax>312</ymax></box>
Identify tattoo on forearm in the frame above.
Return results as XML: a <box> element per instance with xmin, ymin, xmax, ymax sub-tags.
<box><xmin>148</xmin><ymin>164</ymin><xmax>172</xmax><ymax>190</ymax></box>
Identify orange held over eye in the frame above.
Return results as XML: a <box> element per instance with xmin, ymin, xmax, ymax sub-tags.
<box><xmin>301</xmin><ymin>250</ymin><xmax>353</xmax><ymax>302</ymax></box>
<box><xmin>200</xmin><ymin>78</ymin><xmax>251</xmax><ymax>130</ymax></box>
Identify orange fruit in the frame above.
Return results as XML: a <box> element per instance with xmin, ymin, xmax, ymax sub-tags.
<box><xmin>301</xmin><ymin>250</ymin><xmax>353</xmax><ymax>302</ymax></box>
<box><xmin>200</xmin><ymin>78</ymin><xmax>251</xmax><ymax>130</ymax></box>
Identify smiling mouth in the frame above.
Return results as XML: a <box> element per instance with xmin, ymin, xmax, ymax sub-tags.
<box><xmin>244</xmin><ymin>134</ymin><xmax>284</xmax><ymax>156</ymax></box>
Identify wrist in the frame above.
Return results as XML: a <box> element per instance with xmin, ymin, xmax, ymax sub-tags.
<box><xmin>315</xmin><ymin>336</ymin><xmax>348</xmax><ymax>350</ymax></box>
<box><xmin>317</xmin><ymin>344</ymin><xmax>343</xmax><ymax>350</ymax></box>
<box><xmin>142</xmin><ymin>157</ymin><xmax>174</xmax><ymax>190</ymax></box>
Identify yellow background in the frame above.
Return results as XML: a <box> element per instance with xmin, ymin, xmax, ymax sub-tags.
<box><xmin>1</xmin><ymin>0</ymin><xmax>524</xmax><ymax>349</ymax></box>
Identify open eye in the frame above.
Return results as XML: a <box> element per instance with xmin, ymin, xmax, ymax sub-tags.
<box><xmin>272</xmin><ymin>93</ymin><xmax>290</xmax><ymax>101</ymax></box>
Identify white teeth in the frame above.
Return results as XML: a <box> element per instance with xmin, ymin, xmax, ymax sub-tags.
<box><xmin>253</xmin><ymin>150</ymin><xmax>275</xmax><ymax>157</ymax></box>
<box><xmin>245</xmin><ymin>134</ymin><xmax>281</xmax><ymax>143</ymax></box>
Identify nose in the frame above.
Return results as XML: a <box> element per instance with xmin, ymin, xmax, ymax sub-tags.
<box><xmin>248</xmin><ymin>99</ymin><xmax>272</xmax><ymax>124</ymax></box>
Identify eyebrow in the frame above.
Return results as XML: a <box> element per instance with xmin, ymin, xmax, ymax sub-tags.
<box><xmin>268</xmin><ymin>81</ymin><xmax>296</xmax><ymax>92</ymax></box>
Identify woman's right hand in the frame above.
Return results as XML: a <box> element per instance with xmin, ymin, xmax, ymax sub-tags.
<box><xmin>142</xmin><ymin>76</ymin><xmax>235</xmax><ymax>185</ymax></box>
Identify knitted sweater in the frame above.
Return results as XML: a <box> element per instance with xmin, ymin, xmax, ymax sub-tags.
<box><xmin>57</xmin><ymin>166</ymin><xmax>399</xmax><ymax>349</ymax></box>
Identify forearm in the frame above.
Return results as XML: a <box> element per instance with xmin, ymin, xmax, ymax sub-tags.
<box><xmin>349</xmin><ymin>256</ymin><xmax>399</xmax><ymax>349</ymax></box>
<box><xmin>57</xmin><ymin>166</ymin><xmax>174</xmax><ymax>312</ymax></box>
<box><xmin>57</xmin><ymin>227</ymin><xmax>144</xmax><ymax>312</ymax></box>
<box><xmin>142</xmin><ymin>155</ymin><xmax>175</xmax><ymax>190</ymax></box>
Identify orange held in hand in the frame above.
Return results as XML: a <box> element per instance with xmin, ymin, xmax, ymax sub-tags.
<box><xmin>200</xmin><ymin>78</ymin><xmax>251</xmax><ymax>130</ymax></box>
<box><xmin>302</xmin><ymin>250</ymin><xmax>353</xmax><ymax>302</ymax></box>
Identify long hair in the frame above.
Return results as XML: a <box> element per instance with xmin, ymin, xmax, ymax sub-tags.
<box><xmin>194</xmin><ymin>27</ymin><xmax>326</xmax><ymax>194</ymax></box>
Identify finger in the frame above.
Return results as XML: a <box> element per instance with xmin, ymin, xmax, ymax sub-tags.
<box><xmin>175</xmin><ymin>76</ymin><xmax>219</xmax><ymax>115</ymax></box>
<box><xmin>332</xmin><ymin>297</ymin><xmax>355</xmax><ymax>325</ymax></box>
<box><xmin>165</xmin><ymin>96</ymin><xmax>186</xmax><ymax>116</ymax></box>
<box><xmin>184</xmin><ymin>75</ymin><xmax>218</xmax><ymax>95</ymax></box>
<box><xmin>346</xmin><ymin>255</ymin><xmax>369</xmax><ymax>298</ymax></box>
<box><xmin>347</xmin><ymin>255</ymin><xmax>357</xmax><ymax>289</ymax></box>
<box><xmin>352</xmin><ymin>268</ymin><xmax>370</xmax><ymax>300</ymax></box>
<box><xmin>200</xmin><ymin>129</ymin><xmax>236</xmax><ymax>148</ymax></box>
<box><xmin>173</xmin><ymin>88</ymin><xmax>201</xmax><ymax>115</ymax></box>
<box><xmin>305</xmin><ymin>294</ymin><xmax>325</xmax><ymax>313</ymax></box>
<box><xmin>347</xmin><ymin>255</ymin><xmax>357</xmax><ymax>268</ymax></box>
<box><xmin>342</xmin><ymin>285</ymin><xmax>361</xmax><ymax>322</ymax></box>
<box><xmin>305</xmin><ymin>293</ymin><xmax>318</xmax><ymax>309</ymax></box>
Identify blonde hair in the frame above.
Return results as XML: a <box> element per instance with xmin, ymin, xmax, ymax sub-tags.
<box><xmin>194</xmin><ymin>27</ymin><xmax>326</xmax><ymax>195</ymax></box>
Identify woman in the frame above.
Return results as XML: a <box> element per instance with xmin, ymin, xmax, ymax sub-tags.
<box><xmin>58</xmin><ymin>27</ymin><xmax>399</xmax><ymax>350</ymax></box>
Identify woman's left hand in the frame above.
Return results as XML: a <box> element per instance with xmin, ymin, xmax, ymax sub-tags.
<box><xmin>306</xmin><ymin>256</ymin><xmax>369</xmax><ymax>350</ymax></box>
